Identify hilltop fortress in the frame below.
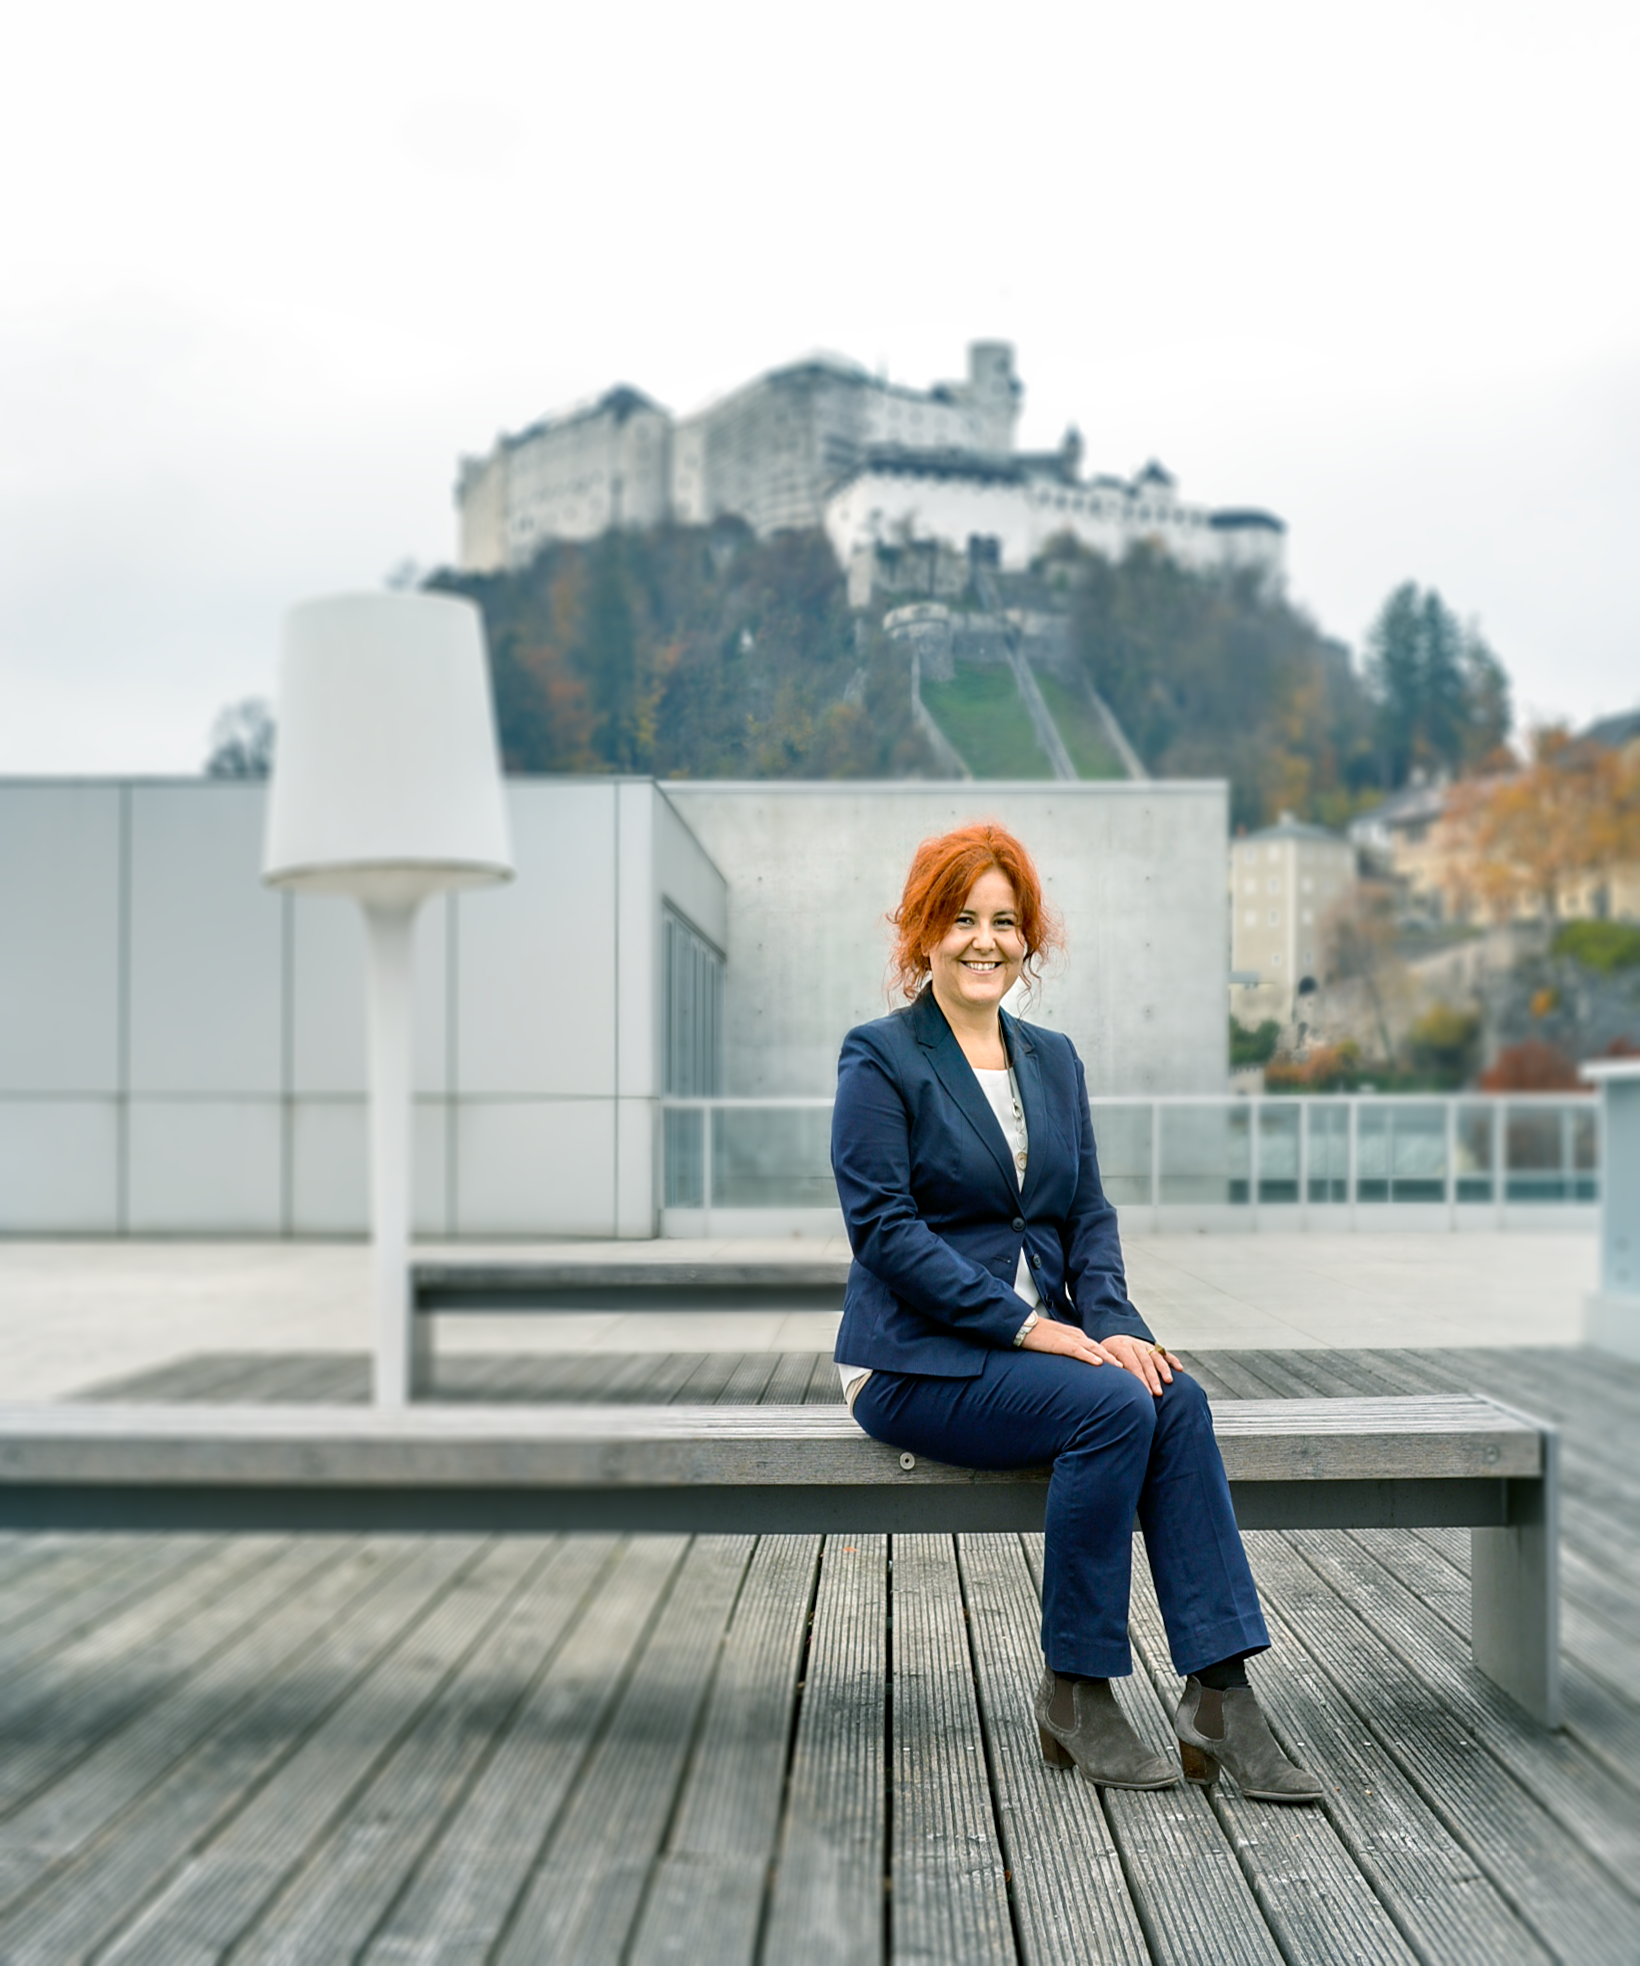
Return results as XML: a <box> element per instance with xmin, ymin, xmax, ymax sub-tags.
<box><xmin>456</xmin><ymin>341</ymin><xmax>1284</xmax><ymax>586</ymax></box>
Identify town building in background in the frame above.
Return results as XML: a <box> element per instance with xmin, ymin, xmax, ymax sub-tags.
<box><xmin>1230</xmin><ymin>814</ymin><xmax>1357</xmax><ymax>1024</ymax></box>
<box><xmin>1349</xmin><ymin>708</ymin><xmax>1640</xmax><ymax>929</ymax></box>
<box><xmin>455</xmin><ymin>342</ymin><xmax>1284</xmax><ymax>582</ymax></box>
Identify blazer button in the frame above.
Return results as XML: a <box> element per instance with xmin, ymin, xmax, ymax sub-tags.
<box><xmin>1011</xmin><ymin>1216</ymin><xmax>1025</xmax><ymax>1233</ymax></box>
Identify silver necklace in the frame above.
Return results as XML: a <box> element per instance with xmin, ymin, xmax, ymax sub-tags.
<box><xmin>1005</xmin><ymin>1063</ymin><xmax>1027</xmax><ymax>1173</ymax></box>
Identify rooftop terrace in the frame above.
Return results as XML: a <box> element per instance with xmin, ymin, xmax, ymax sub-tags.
<box><xmin>0</xmin><ymin>1236</ymin><xmax>1629</xmax><ymax>1961</ymax></box>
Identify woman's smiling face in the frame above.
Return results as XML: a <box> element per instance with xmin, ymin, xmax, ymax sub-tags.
<box><xmin>928</xmin><ymin>866</ymin><xmax>1025</xmax><ymax>1015</ymax></box>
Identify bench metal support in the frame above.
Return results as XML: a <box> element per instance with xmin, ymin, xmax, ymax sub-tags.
<box><xmin>1470</xmin><ymin>1429</ymin><xmax>1560</xmax><ymax>1727</ymax></box>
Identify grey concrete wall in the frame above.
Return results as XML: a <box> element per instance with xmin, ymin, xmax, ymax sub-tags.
<box><xmin>0</xmin><ymin>777</ymin><xmax>726</xmax><ymax>1239</ymax></box>
<box><xmin>663</xmin><ymin>781</ymin><xmax>1229</xmax><ymax>1098</ymax></box>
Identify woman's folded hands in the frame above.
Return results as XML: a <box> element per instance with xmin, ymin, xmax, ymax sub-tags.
<box><xmin>1019</xmin><ymin>1316</ymin><xmax>1182</xmax><ymax>1395</ymax></box>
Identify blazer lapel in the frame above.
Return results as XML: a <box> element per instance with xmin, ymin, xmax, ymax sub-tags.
<box><xmin>1005</xmin><ymin>1011</ymin><xmax>1048</xmax><ymax>1209</ymax></box>
<box><xmin>910</xmin><ymin>989</ymin><xmax>1019</xmax><ymax>1196</ymax></box>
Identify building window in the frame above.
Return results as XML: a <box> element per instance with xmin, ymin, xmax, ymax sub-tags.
<box><xmin>663</xmin><ymin>911</ymin><xmax>724</xmax><ymax>1208</ymax></box>
<box><xmin>1270</xmin><ymin>952</ymin><xmax>1284</xmax><ymax>967</ymax></box>
<box><xmin>1267</xmin><ymin>877</ymin><xmax>1280</xmax><ymax>894</ymax></box>
<box><xmin>1269</xmin><ymin>910</ymin><xmax>1280</xmax><ymax>926</ymax></box>
<box><xmin>1244</xmin><ymin>910</ymin><xmax>1257</xmax><ymax>926</ymax></box>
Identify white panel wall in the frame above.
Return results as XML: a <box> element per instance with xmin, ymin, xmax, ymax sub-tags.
<box><xmin>456</xmin><ymin>783</ymin><xmax>619</xmax><ymax>1097</ymax></box>
<box><xmin>127</xmin><ymin>785</ymin><xmax>286</xmax><ymax>1095</ymax></box>
<box><xmin>127</xmin><ymin>1100</ymin><xmax>284</xmax><ymax>1233</ymax></box>
<box><xmin>289</xmin><ymin>1100</ymin><xmax>450</xmax><ymax>1236</ymax></box>
<box><xmin>454</xmin><ymin>1099</ymin><xmax>617</xmax><ymax>1236</ymax></box>
<box><xmin>0</xmin><ymin>775</ymin><xmax>1220</xmax><ymax>1235</ymax></box>
<box><xmin>664</xmin><ymin>782</ymin><xmax>1228</xmax><ymax>1097</ymax></box>
<box><xmin>290</xmin><ymin>896</ymin><xmax>450</xmax><ymax>1096</ymax></box>
<box><xmin>0</xmin><ymin>784</ymin><xmax>122</xmax><ymax>1093</ymax></box>
<box><xmin>0</xmin><ymin>1099</ymin><xmax>119</xmax><ymax>1231</ymax></box>
<box><xmin>0</xmin><ymin>776</ymin><xmax>732</xmax><ymax>1239</ymax></box>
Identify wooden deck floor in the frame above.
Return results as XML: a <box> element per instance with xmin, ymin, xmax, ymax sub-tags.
<box><xmin>0</xmin><ymin>1346</ymin><xmax>1632</xmax><ymax>1963</ymax></box>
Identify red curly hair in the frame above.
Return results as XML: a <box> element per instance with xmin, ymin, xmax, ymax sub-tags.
<box><xmin>888</xmin><ymin>822</ymin><xmax>1063</xmax><ymax>1002</ymax></box>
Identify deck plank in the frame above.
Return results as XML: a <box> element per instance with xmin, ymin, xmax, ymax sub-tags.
<box><xmin>0</xmin><ymin>1536</ymin><xmax>482</xmax><ymax>1961</ymax></box>
<box><xmin>1126</xmin><ymin>1557</ymin><xmax>1424</xmax><ymax>1966</ymax></box>
<box><xmin>1018</xmin><ymin>1535</ymin><xmax>1287</xmax><ymax>1966</ymax></box>
<box><xmin>955</xmin><ymin>1533</ymin><xmax>1149</xmax><ymax>1965</ymax></box>
<box><xmin>1250</xmin><ymin>1531</ymin><xmax>1640</xmax><ymax>1964</ymax></box>
<box><xmin>889</xmin><ymin>1534</ymin><xmax>1015</xmax><ymax>1965</ymax></box>
<box><xmin>231</xmin><ymin>1537</ymin><xmax>605</xmax><ymax>1965</ymax></box>
<box><xmin>628</xmin><ymin>1534</ymin><xmax>820</xmax><ymax>1964</ymax></box>
<box><xmin>0</xmin><ymin>1535</ymin><xmax>228</xmax><ymax>1674</ymax></box>
<box><xmin>1286</xmin><ymin>1530</ymin><xmax>1640</xmax><ymax>1897</ymax></box>
<box><xmin>0</xmin><ymin>1535</ymin><xmax>341</xmax><ymax>1824</ymax></box>
<box><xmin>492</xmin><ymin>1535</ymin><xmax>754</xmax><ymax>1965</ymax></box>
<box><xmin>0</xmin><ymin>1341</ymin><xmax>1630</xmax><ymax>1961</ymax></box>
<box><xmin>763</xmin><ymin>1351</ymin><xmax>822</xmax><ymax>1404</ymax></box>
<box><xmin>361</xmin><ymin>1535</ymin><xmax>686</xmax><ymax>1965</ymax></box>
<box><xmin>1244</xmin><ymin>1597</ymin><xmax>1548</xmax><ymax>1964</ymax></box>
<box><xmin>79</xmin><ymin>1353</ymin><xmax>279</xmax><ymax>1402</ymax></box>
<box><xmin>762</xmin><ymin>1534</ymin><xmax>888</xmax><ymax>1965</ymax></box>
<box><xmin>1346</xmin><ymin>1521</ymin><xmax>1640</xmax><ymax>1807</ymax></box>
<box><xmin>806</xmin><ymin>1353</ymin><xmax>847</xmax><ymax>1402</ymax></box>
<box><xmin>712</xmin><ymin>1350</ymin><xmax>784</xmax><ymax>1406</ymax></box>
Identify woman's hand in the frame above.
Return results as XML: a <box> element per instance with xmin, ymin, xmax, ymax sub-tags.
<box><xmin>1020</xmin><ymin>1317</ymin><xmax>1182</xmax><ymax>1395</ymax></box>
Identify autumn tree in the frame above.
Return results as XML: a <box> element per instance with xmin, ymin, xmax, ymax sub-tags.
<box><xmin>1438</xmin><ymin>725</ymin><xmax>1640</xmax><ymax>920</ymax></box>
<box><xmin>428</xmin><ymin>523</ymin><xmax>928</xmax><ymax>780</ymax></box>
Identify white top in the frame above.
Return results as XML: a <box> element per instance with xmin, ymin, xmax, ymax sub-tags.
<box><xmin>839</xmin><ymin>1059</ymin><xmax>1036</xmax><ymax>1403</ymax></box>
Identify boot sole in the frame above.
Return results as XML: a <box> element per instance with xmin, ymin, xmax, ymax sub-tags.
<box><xmin>1178</xmin><ymin>1734</ymin><xmax>1322</xmax><ymax>1801</ymax></box>
<box><xmin>1040</xmin><ymin>1724</ymin><xmax>1180</xmax><ymax>1789</ymax></box>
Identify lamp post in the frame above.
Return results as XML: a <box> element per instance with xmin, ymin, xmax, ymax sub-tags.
<box><xmin>263</xmin><ymin>593</ymin><xmax>513</xmax><ymax>1405</ymax></box>
<box><xmin>1582</xmin><ymin>1057</ymin><xmax>1640</xmax><ymax>1364</ymax></box>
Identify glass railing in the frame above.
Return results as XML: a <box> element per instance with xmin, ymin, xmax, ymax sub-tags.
<box><xmin>659</xmin><ymin>1094</ymin><xmax>1600</xmax><ymax>1218</ymax></box>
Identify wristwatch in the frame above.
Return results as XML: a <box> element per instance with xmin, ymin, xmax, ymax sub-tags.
<box><xmin>1013</xmin><ymin>1309</ymin><xmax>1039</xmax><ymax>1347</ymax></box>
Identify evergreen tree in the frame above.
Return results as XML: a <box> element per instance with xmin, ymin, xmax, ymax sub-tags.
<box><xmin>1364</xmin><ymin>581</ymin><xmax>1511</xmax><ymax>787</ymax></box>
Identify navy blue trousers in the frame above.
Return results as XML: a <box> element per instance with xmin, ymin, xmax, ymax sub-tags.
<box><xmin>852</xmin><ymin>1351</ymin><xmax>1269</xmax><ymax>1678</ymax></box>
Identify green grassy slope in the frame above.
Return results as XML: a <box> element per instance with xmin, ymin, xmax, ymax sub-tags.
<box><xmin>1034</xmin><ymin>670</ymin><xmax>1127</xmax><ymax>779</ymax></box>
<box><xmin>919</xmin><ymin>663</ymin><xmax>1053</xmax><ymax>778</ymax></box>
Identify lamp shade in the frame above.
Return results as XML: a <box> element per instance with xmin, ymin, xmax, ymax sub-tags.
<box><xmin>263</xmin><ymin>592</ymin><xmax>514</xmax><ymax>905</ymax></box>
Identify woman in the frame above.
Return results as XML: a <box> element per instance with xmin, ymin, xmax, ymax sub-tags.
<box><xmin>831</xmin><ymin>822</ymin><xmax>1321</xmax><ymax>1800</ymax></box>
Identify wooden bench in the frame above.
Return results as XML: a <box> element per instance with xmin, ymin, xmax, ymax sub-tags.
<box><xmin>406</xmin><ymin>1258</ymin><xmax>849</xmax><ymax>1392</ymax></box>
<box><xmin>0</xmin><ymin>1390</ymin><xmax>1560</xmax><ymax>1725</ymax></box>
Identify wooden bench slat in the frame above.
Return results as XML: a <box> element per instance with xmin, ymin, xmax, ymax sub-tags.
<box><xmin>0</xmin><ymin>1396</ymin><xmax>1545</xmax><ymax>1486</ymax></box>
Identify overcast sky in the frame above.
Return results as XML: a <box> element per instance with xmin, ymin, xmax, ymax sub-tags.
<box><xmin>3</xmin><ymin>0</ymin><xmax>1636</xmax><ymax>774</ymax></box>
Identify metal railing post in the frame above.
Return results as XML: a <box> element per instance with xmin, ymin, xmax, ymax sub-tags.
<box><xmin>1150</xmin><ymin>1099</ymin><xmax>1162</xmax><ymax>1231</ymax></box>
<box><xmin>1446</xmin><ymin>1096</ymin><xmax>1457</xmax><ymax>1228</ymax></box>
<box><xmin>1248</xmin><ymin>1097</ymin><xmax>1261</xmax><ymax>1227</ymax></box>
<box><xmin>1495</xmin><ymin>1100</ymin><xmax>1506</xmax><ymax>1228</ymax></box>
<box><xmin>703</xmin><ymin>1101</ymin><xmax>714</xmax><ymax>1238</ymax></box>
<box><xmin>1347</xmin><ymin>1097</ymin><xmax>1358</xmax><ymax>1227</ymax></box>
<box><xmin>1298</xmin><ymin>1098</ymin><xmax>1310</xmax><ymax>1229</ymax></box>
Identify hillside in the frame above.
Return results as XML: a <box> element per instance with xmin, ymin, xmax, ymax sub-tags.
<box><xmin>427</xmin><ymin>522</ymin><xmax>1464</xmax><ymax>826</ymax></box>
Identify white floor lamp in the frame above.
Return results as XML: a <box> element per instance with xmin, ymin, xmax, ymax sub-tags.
<box><xmin>263</xmin><ymin>593</ymin><xmax>513</xmax><ymax>1405</ymax></box>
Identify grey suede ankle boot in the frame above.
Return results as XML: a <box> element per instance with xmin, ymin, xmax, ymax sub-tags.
<box><xmin>1035</xmin><ymin>1669</ymin><xmax>1180</xmax><ymax>1790</ymax></box>
<box><xmin>1174</xmin><ymin>1678</ymin><xmax>1324</xmax><ymax>1802</ymax></box>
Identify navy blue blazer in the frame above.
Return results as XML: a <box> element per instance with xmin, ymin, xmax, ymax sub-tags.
<box><xmin>830</xmin><ymin>987</ymin><xmax>1154</xmax><ymax>1377</ymax></box>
